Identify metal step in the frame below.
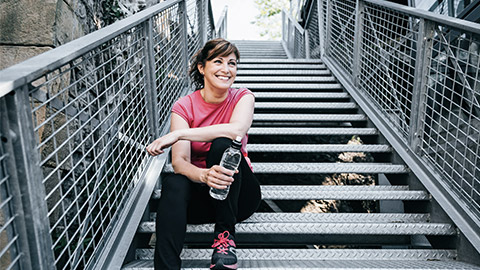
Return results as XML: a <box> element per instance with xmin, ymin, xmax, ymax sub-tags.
<box><xmin>238</xmin><ymin>58</ymin><xmax>324</xmax><ymax>64</ymax></box>
<box><xmin>123</xmin><ymin>258</ymin><xmax>480</xmax><ymax>269</ymax></box>
<box><xmin>246</xmin><ymin>143</ymin><xmax>390</xmax><ymax>153</ymax></box>
<box><xmin>255</xmin><ymin>102</ymin><xmax>357</xmax><ymax>110</ymax></box>
<box><xmin>237</xmin><ymin>70</ymin><xmax>331</xmax><ymax>76</ymax></box>
<box><xmin>153</xmin><ymin>185</ymin><xmax>425</xmax><ymax>200</ymax></box>
<box><xmin>254</xmin><ymin>92</ymin><xmax>348</xmax><ymax>99</ymax></box>
<box><xmin>162</xmin><ymin>162</ymin><xmax>407</xmax><ymax>174</ymax></box>
<box><xmin>134</xmin><ymin>248</ymin><xmax>456</xmax><ymax>260</ymax></box>
<box><xmin>123</xmin><ymin>259</ymin><xmax>480</xmax><ymax>269</ymax></box>
<box><xmin>237</xmin><ymin>64</ymin><xmax>327</xmax><ymax>70</ymax></box>
<box><xmin>253</xmin><ymin>113</ymin><xmax>366</xmax><ymax>122</ymax></box>
<box><xmin>233</xmin><ymin>83</ymin><xmax>342</xmax><ymax>90</ymax></box>
<box><xmin>236</xmin><ymin>76</ymin><xmax>337</xmax><ymax>83</ymax></box>
<box><xmin>248</xmin><ymin>127</ymin><xmax>377</xmax><ymax>135</ymax></box>
<box><xmin>138</xmin><ymin>220</ymin><xmax>454</xmax><ymax>235</ymax></box>
<box><xmin>149</xmin><ymin>212</ymin><xmax>429</xmax><ymax>223</ymax></box>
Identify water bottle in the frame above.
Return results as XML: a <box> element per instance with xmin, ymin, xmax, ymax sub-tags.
<box><xmin>209</xmin><ymin>136</ymin><xmax>243</xmax><ymax>200</ymax></box>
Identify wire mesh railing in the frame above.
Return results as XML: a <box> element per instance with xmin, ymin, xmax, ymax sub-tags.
<box><xmin>0</xmin><ymin>0</ymin><xmax>225</xmax><ymax>269</ymax></box>
<box><xmin>282</xmin><ymin>10</ymin><xmax>307</xmax><ymax>58</ymax></box>
<box><xmin>299</xmin><ymin>0</ymin><xmax>480</xmax><ymax>252</ymax></box>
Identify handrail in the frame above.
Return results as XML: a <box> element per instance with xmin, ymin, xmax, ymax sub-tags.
<box><xmin>282</xmin><ymin>9</ymin><xmax>306</xmax><ymax>58</ymax></box>
<box><xmin>297</xmin><ymin>0</ymin><xmax>480</xmax><ymax>259</ymax></box>
<box><xmin>216</xmin><ymin>6</ymin><xmax>228</xmax><ymax>38</ymax></box>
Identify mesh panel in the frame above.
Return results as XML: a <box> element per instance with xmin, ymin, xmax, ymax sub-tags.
<box><xmin>152</xmin><ymin>5</ymin><xmax>188</xmax><ymax>127</ymax></box>
<box><xmin>307</xmin><ymin>0</ymin><xmax>321</xmax><ymax>59</ymax></box>
<box><xmin>187</xmin><ymin>0</ymin><xmax>203</xmax><ymax>60</ymax></box>
<box><xmin>328</xmin><ymin>0</ymin><xmax>356</xmax><ymax>75</ymax></box>
<box><xmin>29</xmin><ymin>23</ymin><xmax>150</xmax><ymax>270</ymax></box>
<box><xmin>420</xmin><ymin>26</ymin><xmax>480</xmax><ymax>218</ymax></box>
<box><xmin>0</xmin><ymin>125</ymin><xmax>22</xmax><ymax>270</ymax></box>
<box><xmin>294</xmin><ymin>28</ymin><xmax>306</xmax><ymax>58</ymax></box>
<box><xmin>358</xmin><ymin>3</ymin><xmax>418</xmax><ymax>139</ymax></box>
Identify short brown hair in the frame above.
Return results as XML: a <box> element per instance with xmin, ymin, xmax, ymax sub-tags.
<box><xmin>189</xmin><ymin>38</ymin><xmax>240</xmax><ymax>89</ymax></box>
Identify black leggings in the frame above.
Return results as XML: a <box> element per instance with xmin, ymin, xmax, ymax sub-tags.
<box><xmin>154</xmin><ymin>137</ymin><xmax>261</xmax><ymax>269</ymax></box>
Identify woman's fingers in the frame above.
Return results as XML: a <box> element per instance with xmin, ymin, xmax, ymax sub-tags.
<box><xmin>205</xmin><ymin>165</ymin><xmax>235</xmax><ymax>189</ymax></box>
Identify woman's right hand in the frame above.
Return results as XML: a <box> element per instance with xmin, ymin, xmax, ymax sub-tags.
<box><xmin>146</xmin><ymin>131</ymin><xmax>179</xmax><ymax>156</ymax></box>
<box><xmin>201</xmin><ymin>165</ymin><xmax>235</xmax><ymax>189</ymax></box>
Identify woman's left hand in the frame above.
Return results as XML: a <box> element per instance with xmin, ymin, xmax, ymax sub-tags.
<box><xmin>146</xmin><ymin>131</ymin><xmax>179</xmax><ymax>156</ymax></box>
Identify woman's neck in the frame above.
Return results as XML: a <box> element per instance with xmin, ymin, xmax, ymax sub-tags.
<box><xmin>200</xmin><ymin>87</ymin><xmax>229</xmax><ymax>104</ymax></box>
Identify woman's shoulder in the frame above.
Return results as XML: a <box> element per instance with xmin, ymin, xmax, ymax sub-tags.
<box><xmin>174</xmin><ymin>90</ymin><xmax>200</xmax><ymax>106</ymax></box>
<box><xmin>229</xmin><ymin>87</ymin><xmax>254</xmax><ymax>98</ymax></box>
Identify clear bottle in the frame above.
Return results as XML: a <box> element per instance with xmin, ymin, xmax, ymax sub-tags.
<box><xmin>209</xmin><ymin>136</ymin><xmax>243</xmax><ymax>200</ymax></box>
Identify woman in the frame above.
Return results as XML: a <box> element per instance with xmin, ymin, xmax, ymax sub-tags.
<box><xmin>146</xmin><ymin>38</ymin><xmax>261</xmax><ymax>270</ymax></box>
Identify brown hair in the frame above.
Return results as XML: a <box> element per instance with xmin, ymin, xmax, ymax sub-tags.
<box><xmin>189</xmin><ymin>38</ymin><xmax>240</xmax><ymax>90</ymax></box>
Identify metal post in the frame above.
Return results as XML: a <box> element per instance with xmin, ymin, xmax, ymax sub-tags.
<box><xmin>4</xmin><ymin>88</ymin><xmax>55</xmax><ymax>269</ymax></box>
<box><xmin>409</xmin><ymin>19</ymin><xmax>435</xmax><ymax>153</ymax></box>
<box><xmin>0</xmin><ymin>98</ymin><xmax>33</xmax><ymax>270</ymax></box>
<box><xmin>143</xmin><ymin>18</ymin><xmax>160</xmax><ymax>139</ymax></box>
<box><xmin>202</xmin><ymin>0</ymin><xmax>208</xmax><ymax>44</ymax></box>
<box><xmin>325</xmin><ymin>0</ymin><xmax>333</xmax><ymax>57</ymax></box>
<box><xmin>180</xmin><ymin>0</ymin><xmax>190</xmax><ymax>87</ymax></box>
<box><xmin>318</xmin><ymin>0</ymin><xmax>325</xmax><ymax>58</ymax></box>
<box><xmin>352</xmin><ymin>0</ymin><xmax>365</xmax><ymax>86</ymax></box>
<box><xmin>305</xmin><ymin>29</ymin><xmax>311</xmax><ymax>59</ymax></box>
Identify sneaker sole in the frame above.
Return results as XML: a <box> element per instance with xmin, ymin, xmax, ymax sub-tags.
<box><xmin>210</xmin><ymin>263</ymin><xmax>238</xmax><ymax>270</ymax></box>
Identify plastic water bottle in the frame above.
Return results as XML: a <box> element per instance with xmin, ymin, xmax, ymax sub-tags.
<box><xmin>209</xmin><ymin>136</ymin><xmax>243</xmax><ymax>200</ymax></box>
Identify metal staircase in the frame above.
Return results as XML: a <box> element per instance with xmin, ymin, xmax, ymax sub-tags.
<box><xmin>121</xmin><ymin>41</ymin><xmax>480</xmax><ymax>269</ymax></box>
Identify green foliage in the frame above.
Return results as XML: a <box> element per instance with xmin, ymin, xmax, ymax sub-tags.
<box><xmin>253</xmin><ymin>0</ymin><xmax>289</xmax><ymax>40</ymax></box>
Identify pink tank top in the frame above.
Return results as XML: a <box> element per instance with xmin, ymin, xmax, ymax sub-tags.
<box><xmin>171</xmin><ymin>88</ymin><xmax>253</xmax><ymax>169</ymax></box>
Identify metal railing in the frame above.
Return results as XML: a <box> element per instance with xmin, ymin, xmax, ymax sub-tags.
<box><xmin>289</xmin><ymin>0</ymin><xmax>480</xmax><ymax>254</ymax></box>
<box><xmin>282</xmin><ymin>10</ymin><xmax>307</xmax><ymax>58</ymax></box>
<box><xmin>0</xmin><ymin>0</ymin><xmax>225</xmax><ymax>269</ymax></box>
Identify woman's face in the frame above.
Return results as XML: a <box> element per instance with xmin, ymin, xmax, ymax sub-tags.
<box><xmin>198</xmin><ymin>52</ymin><xmax>237</xmax><ymax>91</ymax></box>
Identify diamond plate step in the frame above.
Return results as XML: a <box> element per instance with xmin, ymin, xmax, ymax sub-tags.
<box><xmin>254</xmin><ymin>92</ymin><xmax>348</xmax><ymax>99</ymax></box>
<box><xmin>236</xmin><ymin>76</ymin><xmax>337</xmax><ymax>83</ymax></box>
<box><xmin>149</xmin><ymin>213</ymin><xmax>430</xmax><ymax>223</ymax></box>
<box><xmin>248</xmin><ymin>127</ymin><xmax>377</xmax><ymax>135</ymax></box>
<box><xmin>123</xmin><ymin>259</ymin><xmax>480</xmax><ymax>269</ymax></box>
<box><xmin>238</xmin><ymin>58</ymin><xmax>324</xmax><ymax>64</ymax></box>
<box><xmin>153</xmin><ymin>185</ymin><xmax>426</xmax><ymax>200</ymax></box>
<box><xmin>237</xmin><ymin>70</ymin><xmax>330</xmax><ymax>75</ymax></box>
<box><xmin>255</xmin><ymin>102</ymin><xmax>357</xmax><ymax>110</ymax></box>
<box><xmin>253</xmin><ymin>113</ymin><xmax>367</xmax><ymax>122</ymax></box>
<box><xmin>135</xmin><ymin>248</ymin><xmax>456</xmax><ymax>261</ymax></box>
<box><xmin>236</xmin><ymin>64</ymin><xmax>327</xmax><ymax>70</ymax></box>
<box><xmin>233</xmin><ymin>83</ymin><xmax>342</xmax><ymax>90</ymax></box>
<box><xmin>138</xmin><ymin>221</ymin><xmax>455</xmax><ymax>235</ymax></box>
<box><xmin>162</xmin><ymin>162</ymin><xmax>407</xmax><ymax>174</ymax></box>
<box><xmin>122</xmin><ymin>259</ymin><xmax>480</xmax><ymax>269</ymax></box>
<box><xmin>246</xmin><ymin>144</ymin><xmax>390</xmax><ymax>152</ymax></box>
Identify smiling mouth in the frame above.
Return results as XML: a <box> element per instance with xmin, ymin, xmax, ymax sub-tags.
<box><xmin>216</xmin><ymin>75</ymin><xmax>231</xmax><ymax>81</ymax></box>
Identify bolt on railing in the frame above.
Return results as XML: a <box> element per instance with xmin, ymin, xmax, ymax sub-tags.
<box><xmin>0</xmin><ymin>0</ymin><xmax>225</xmax><ymax>269</ymax></box>
<box><xmin>288</xmin><ymin>0</ymin><xmax>480</xmax><ymax>255</ymax></box>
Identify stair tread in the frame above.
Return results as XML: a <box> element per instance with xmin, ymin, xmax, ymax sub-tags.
<box><xmin>253</xmin><ymin>113</ymin><xmax>366</xmax><ymax>121</ymax></box>
<box><xmin>247</xmin><ymin>143</ymin><xmax>390</xmax><ymax>152</ymax></box>
<box><xmin>236</xmin><ymin>76</ymin><xmax>337</xmax><ymax>82</ymax></box>
<box><xmin>162</xmin><ymin>162</ymin><xmax>407</xmax><ymax>174</ymax></box>
<box><xmin>233</xmin><ymin>83</ymin><xmax>342</xmax><ymax>89</ymax></box>
<box><xmin>125</xmin><ymin>260</ymin><xmax>480</xmax><ymax>270</ymax></box>
<box><xmin>153</xmin><ymin>184</ymin><xmax>427</xmax><ymax>200</ymax></box>
<box><xmin>138</xmin><ymin>221</ymin><xmax>455</xmax><ymax>234</ymax></box>
<box><xmin>254</xmin><ymin>92</ymin><xmax>348</xmax><ymax>98</ymax></box>
<box><xmin>135</xmin><ymin>248</ymin><xmax>456</xmax><ymax>260</ymax></box>
<box><xmin>238</xmin><ymin>58</ymin><xmax>324</xmax><ymax>63</ymax></box>
<box><xmin>236</xmin><ymin>64</ymin><xmax>327</xmax><ymax>70</ymax></box>
<box><xmin>123</xmin><ymin>259</ymin><xmax>480</xmax><ymax>269</ymax></box>
<box><xmin>248</xmin><ymin>127</ymin><xmax>377</xmax><ymax>135</ymax></box>
<box><xmin>149</xmin><ymin>213</ymin><xmax>430</xmax><ymax>223</ymax></box>
<box><xmin>255</xmin><ymin>102</ymin><xmax>357</xmax><ymax>109</ymax></box>
<box><xmin>237</xmin><ymin>70</ymin><xmax>330</xmax><ymax>75</ymax></box>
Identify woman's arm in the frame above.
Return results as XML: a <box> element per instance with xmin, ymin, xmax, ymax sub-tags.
<box><xmin>146</xmin><ymin>93</ymin><xmax>254</xmax><ymax>152</ymax></box>
<box><xmin>146</xmin><ymin>113</ymin><xmax>238</xmax><ymax>188</ymax></box>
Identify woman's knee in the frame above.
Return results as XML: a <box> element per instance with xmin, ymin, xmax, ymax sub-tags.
<box><xmin>206</xmin><ymin>137</ymin><xmax>232</xmax><ymax>166</ymax></box>
<box><xmin>160</xmin><ymin>174</ymin><xmax>191</xmax><ymax>201</ymax></box>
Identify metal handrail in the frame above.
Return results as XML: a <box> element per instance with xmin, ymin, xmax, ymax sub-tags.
<box><xmin>293</xmin><ymin>0</ymin><xmax>480</xmax><ymax>258</ymax></box>
<box><xmin>0</xmin><ymin>0</ymin><xmax>224</xmax><ymax>269</ymax></box>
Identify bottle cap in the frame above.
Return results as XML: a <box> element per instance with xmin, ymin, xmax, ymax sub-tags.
<box><xmin>235</xmin><ymin>136</ymin><xmax>242</xmax><ymax>142</ymax></box>
<box><xmin>232</xmin><ymin>136</ymin><xmax>242</xmax><ymax>149</ymax></box>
